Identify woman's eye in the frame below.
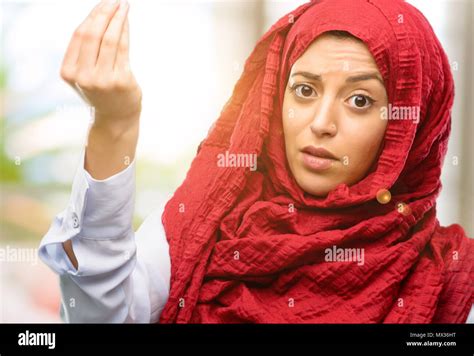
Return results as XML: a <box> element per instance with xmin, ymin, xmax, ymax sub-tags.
<box><xmin>292</xmin><ymin>84</ymin><xmax>316</xmax><ymax>98</ymax></box>
<box><xmin>348</xmin><ymin>94</ymin><xmax>374</xmax><ymax>109</ymax></box>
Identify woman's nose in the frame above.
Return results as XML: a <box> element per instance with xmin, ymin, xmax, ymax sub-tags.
<box><xmin>309</xmin><ymin>98</ymin><xmax>338</xmax><ymax>137</ymax></box>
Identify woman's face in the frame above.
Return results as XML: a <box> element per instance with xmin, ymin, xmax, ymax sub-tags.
<box><xmin>282</xmin><ymin>33</ymin><xmax>388</xmax><ymax>197</ymax></box>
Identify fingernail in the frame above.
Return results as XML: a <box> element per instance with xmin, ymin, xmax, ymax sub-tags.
<box><xmin>120</xmin><ymin>0</ymin><xmax>129</xmax><ymax>10</ymax></box>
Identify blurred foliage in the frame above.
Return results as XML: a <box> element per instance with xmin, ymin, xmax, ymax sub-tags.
<box><xmin>0</xmin><ymin>131</ymin><xmax>23</xmax><ymax>183</ymax></box>
<box><xmin>0</xmin><ymin>61</ymin><xmax>22</xmax><ymax>183</ymax></box>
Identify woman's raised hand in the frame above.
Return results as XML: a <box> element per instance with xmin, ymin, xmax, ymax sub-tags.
<box><xmin>60</xmin><ymin>0</ymin><xmax>142</xmax><ymax>133</ymax></box>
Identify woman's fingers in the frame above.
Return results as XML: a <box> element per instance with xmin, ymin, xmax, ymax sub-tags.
<box><xmin>58</xmin><ymin>0</ymin><xmax>141</xmax><ymax>121</ymax></box>
<box><xmin>96</xmin><ymin>0</ymin><xmax>129</xmax><ymax>71</ymax></box>
<box><xmin>60</xmin><ymin>1</ymin><xmax>103</xmax><ymax>83</ymax></box>
<box><xmin>76</xmin><ymin>0</ymin><xmax>120</xmax><ymax>71</ymax></box>
<box><xmin>114</xmin><ymin>16</ymin><xmax>130</xmax><ymax>72</ymax></box>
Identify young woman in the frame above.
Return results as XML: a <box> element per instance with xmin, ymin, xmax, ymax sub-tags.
<box><xmin>39</xmin><ymin>0</ymin><xmax>473</xmax><ymax>323</ymax></box>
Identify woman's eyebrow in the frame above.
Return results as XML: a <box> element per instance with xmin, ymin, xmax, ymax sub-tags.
<box><xmin>291</xmin><ymin>71</ymin><xmax>384</xmax><ymax>86</ymax></box>
<box><xmin>345</xmin><ymin>72</ymin><xmax>384</xmax><ymax>86</ymax></box>
<box><xmin>291</xmin><ymin>71</ymin><xmax>322</xmax><ymax>81</ymax></box>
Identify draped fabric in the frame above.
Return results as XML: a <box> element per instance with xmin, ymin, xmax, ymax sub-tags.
<box><xmin>159</xmin><ymin>0</ymin><xmax>473</xmax><ymax>323</ymax></box>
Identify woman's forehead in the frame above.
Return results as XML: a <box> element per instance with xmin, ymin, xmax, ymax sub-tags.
<box><xmin>290</xmin><ymin>36</ymin><xmax>382</xmax><ymax>79</ymax></box>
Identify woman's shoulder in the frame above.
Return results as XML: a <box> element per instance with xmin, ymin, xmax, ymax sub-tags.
<box><xmin>433</xmin><ymin>222</ymin><xmax>473</xmax><ymax>249</ymax></box>
<box><xmin>433</xmin><ymin>222</ymin><xmax>473</xmax><ymax>323</ymax></box>
<box><xmin>430</xmin><ymin>223</ymin><xmax>473</xmax><ymax>271</ymax></box>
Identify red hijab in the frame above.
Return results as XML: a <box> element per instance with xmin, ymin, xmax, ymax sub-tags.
<box><xmin>159</xmin><ymin>0</ymin><xmax>473</xmax><ymax>323</ymax></box>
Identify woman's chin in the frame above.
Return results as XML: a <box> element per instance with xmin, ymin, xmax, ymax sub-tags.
<box><xmin>294</xmin><ymin>173</ymin><xmax>339</xmax><ymax>198</ymax></box>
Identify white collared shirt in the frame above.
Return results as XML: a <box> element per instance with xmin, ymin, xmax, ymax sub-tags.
<box><xmin>38</xmin><ymin>149</ymin><xmax>170</xmax><ymax>323</ymax></box>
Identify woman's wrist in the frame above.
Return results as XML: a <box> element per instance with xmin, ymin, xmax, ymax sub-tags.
<box><xmin>85</xmin><ymin>115</ymin><xmax>139</xmax><ymax>180</ymax></box>
<box><xmin>91</xmin><ymin>108</ymin><xmax>141</xmax><ymax>142</ymax></box>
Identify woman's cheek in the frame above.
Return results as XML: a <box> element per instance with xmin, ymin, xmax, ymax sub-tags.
<box><xmin>284</xmin><ymin>108</ymin><xmax>306</xmax><ymax>139</ymax></box>
<box><xmin>351</xmin><ymin>126</ymin><xmax>385</xmax><ymax>172</ymax></box>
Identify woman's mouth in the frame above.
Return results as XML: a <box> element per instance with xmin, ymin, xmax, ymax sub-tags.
<box><xmin>300</xmin><ymin>146</ymin><xmax>338</xmax><ymax>172</ymax></box>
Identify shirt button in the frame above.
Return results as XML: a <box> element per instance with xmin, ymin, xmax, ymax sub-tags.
<box><xmin>71</xmin><ymin>212</ymin><xmax>80</xmax><ymax>229</ymax></box>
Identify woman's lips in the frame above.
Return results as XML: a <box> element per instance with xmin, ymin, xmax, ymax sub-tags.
<box><xmin>301</xmin><ymin>151</ymin><xmax>336</xmax><ymax>171</ymax></box>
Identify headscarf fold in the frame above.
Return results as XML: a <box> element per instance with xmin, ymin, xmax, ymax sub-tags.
<box><xmin>159</xmin><ymin>0</ymin><xmax>473</xmax><ymax>323</ymax></box>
